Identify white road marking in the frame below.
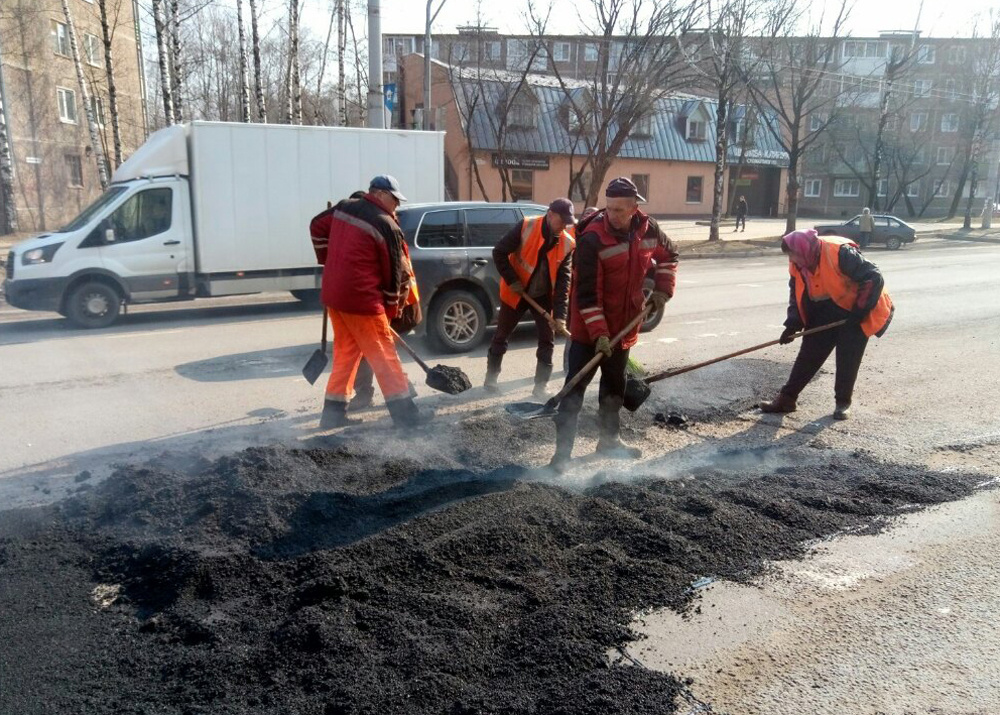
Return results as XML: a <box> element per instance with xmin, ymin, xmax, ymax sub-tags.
<box><xmin>107</xmin><ymin>328</ymin><xmax>188</xmax><ymax>340</ymax></box>
<box><xmin>736</xmin><ymin>283</ymin><xmax>763</xmax><ymax>288</ymax></box>
<box><xmin>657</xmin><ymin>337</ymin><xmax>678</xmax><ymax>344</ymax></box>
<box><xmin>696</xmin><ymin>333</ymin><xmax>719</xmax><ymax>338</ymax></box>
<box><xmin>743</xmin><ymin>262</ymin><xmax>767</xmax><ymax>267</ymax></box>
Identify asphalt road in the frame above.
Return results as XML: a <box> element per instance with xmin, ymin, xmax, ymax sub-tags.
<box><xmin>2</xmin><ymin>235</ymin><xmax>999</xmax><ymax>713</ymax></box>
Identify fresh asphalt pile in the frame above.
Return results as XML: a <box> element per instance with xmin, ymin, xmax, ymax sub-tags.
<box><xmin>0</xmin><ymin>429</ymin><xmax>986</xmax><ymax>714</ymax></box>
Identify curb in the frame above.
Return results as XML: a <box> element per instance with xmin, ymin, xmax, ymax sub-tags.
<box><xmin>679</xmin><ymin>248</ymin><xmax>781</xmax><ymax>260</ymax></box>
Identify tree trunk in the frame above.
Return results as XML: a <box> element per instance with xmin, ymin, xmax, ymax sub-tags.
<box><xmin>314</xmin><ymin>5</ymin><xmax>337</xmax><ymax>124</ymax></box>
<box><xmin>784</xmin><ymin>149</ymin><xmax>800</xmax><ymax>235</ymax></box>
<box><xmin>169</xmin><ymin>0</ymin><xmax>183</xmax><ymax>123</ymax></box>
<box><xmin>288</xmin><ymin>0</ymin><xmax>302</xmax><ymax>125</ymax></box>
<box><xmin>248</xmin><ymin>0</ymin><xmax>266</xmax><ymax>122</ymax></box>
<box><xmin>0</xmin><ymin>37</ymin><xmax>17</xmax><ymax>234</ymax></box>
<box><xmin>337</xmin><ymin>0</ymin><xmax>347</xmax><ymax>125</ymax></box>
<box><xmin>962</xmin><ymin>143</ymin><xmax>980</xmax><ymax>229</ymax></box>
<box><xmin>709</xmin><ymin>96</ymin><xmax>729</xmax><ymax>241</ymax></box>
<box><xmin>61</xmin><ymin>0</ymin><xmax>109</xmax><ymax>190</ymax></box>
<box><xmin>97</xmin><ymin>0</ymin><xmax>123</xmax><ymax>166</ymax></box>
<box><xmin>152</xmin><ymin>0</ymin><xmax>174</xmax><ymax>125</ymax></box>
<box><xmin>236</xmin><ymin>0</ymin><xmax>251</xmax><ymax>122</ymax></box>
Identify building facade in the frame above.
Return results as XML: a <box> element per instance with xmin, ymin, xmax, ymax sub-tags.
<box><xmin>0</xmin><ymin>0</ymin><xmax>148</xmax><ymax>233</ymax></box>
<box><xmin>401</xmin><ymin>56</ymin><xmax>788</xmax><ymax>217</ymax></box>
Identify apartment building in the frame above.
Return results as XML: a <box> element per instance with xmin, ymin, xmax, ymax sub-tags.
<box><xmin>0</xmin><ymin>0</ymin><xmax>147</xmax><ymax>232</ymax></box>
<box><xmin>388</xmin><ymin>28</ymin><xmax>1000</xmax><ymax>219</ymax></box>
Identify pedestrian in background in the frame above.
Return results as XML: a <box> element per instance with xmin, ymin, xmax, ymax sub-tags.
<box><xmin>486</xmin><ymin>198</ymin><xmax>576</xmax><ymax>397</ymax></box>
<box><xmin>759</xmin><ymin>229</ymin><xmax>893</xmax><ymax>420</ymax></box>
<box><xmin>858</xmin><ymin>207</ymin><xmax>875</xmax><ymax>249</ymax></box>
<box><xmin>734</xmin><ymin>195</ymin><xmax>748</xmax><ymax>232</ymax></box>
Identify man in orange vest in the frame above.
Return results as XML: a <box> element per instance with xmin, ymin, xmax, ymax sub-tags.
<box><xmin>760</xmin><ymin>228</ymin><xmax>894</xmax><ymax>420</ymax></box>
<box><xmin>486</xmin><ymin>198</ymin><xmax>577</xmax><ymax>397</ymax></box>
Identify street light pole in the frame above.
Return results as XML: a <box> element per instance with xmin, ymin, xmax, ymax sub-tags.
<box><xmin>367</xmin><ymin>0</ymin><xmax>384</xmax><ymax>129</ymax></box>
<box><xmin>424</xmin><ymin>0</ymin><xmax>448</xmax><ymax>131</ymax></box>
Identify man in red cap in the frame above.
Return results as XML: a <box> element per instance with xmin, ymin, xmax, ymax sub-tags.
<box><xmin>486</xmin><ymin>198</ymin><xmax>577</xmax><ymax>397</ymax></box>
<box><xmin>549</xmin><ymin>177</ymin><xmax>679</xmax><ymax>473</ymax></box>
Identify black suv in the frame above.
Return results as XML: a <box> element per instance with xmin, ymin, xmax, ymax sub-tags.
<box><xmin>398</xmin><ymin>202</ymin><xmax>666</xmax><ymax>353</ymax></box>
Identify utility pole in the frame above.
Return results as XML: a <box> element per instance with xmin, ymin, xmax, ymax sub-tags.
<box><xmin>367</xmin><ymin>0</ymin><xmax>384</xmax><ymax>128</ymax></box>
<box><xmin>424</xmin><ymin>1</ymin><xmax>449</xmax><ymax>130</ymax></box>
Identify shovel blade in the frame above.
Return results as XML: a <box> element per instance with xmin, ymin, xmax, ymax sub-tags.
<box><xmin>622</xmin><ymin>374</ymin><xmax>652</xmax><ymax>412</ymax></box>
<box><xmin>301</xmin><ymin>349</ymin><xmax>328</xmax><ymax>385</ymax></box>
<box><xmin>425</xmin><ymin>365</ymin><xmax>472</xmax><ymax>395</ymax></box>
<box><xmin>505</xmin><ymin>401</ymin><xmax>558</xmax><ymax>421</ymax></box>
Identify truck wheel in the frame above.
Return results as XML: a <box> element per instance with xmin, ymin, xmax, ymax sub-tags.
<box><xmin>429</xmin><ymin>290</ymin><xmax>487</xmax><ymax>353</ymax></box>
<box><xmin>65</xmin><ymin>281</ymin><xmax>121</xmax><ymax>329</ymax></box>
<box><xmin>640</xmin><ymin>279</ymin><xmax>665</xmax><ymax>333</ymax></box>
<box><xmin>886</xmin><ymin>235</ymin><xmax>902</xmax><ymax>250</ymax></box>
<box><xmin>291</xmin><ymin>289</ymin><xmax>322</xmax><ymax>308</ymax></box>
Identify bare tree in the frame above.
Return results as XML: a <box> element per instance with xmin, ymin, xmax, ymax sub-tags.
<box><xmin>249</xmin><ymin>0</ymin><xmax>266</xmax><ymax>121</ymax></box>
<box><xmin>94</xmin><ymin>0</ymin><xmax>125</xmax><ymax>166</ymax></box>
<box><xmin>152</xmin><ymin>0</ymin><xmax>175</xmax><ymax>124</ymax></box>
<box><xmin>62</xmin><ymin>0</ymin><xmax>109</xmax><ymax>189</ymax></box>
<box><xmin>0</xmin><ymin>32</ymin><xmax>17</xmax><ymax>233</ymax></box>
<box><xmin>747</xmin><ymin>0</ymin><xmax>851</xmax><ymax>233</ymax></box>
<box><xmin>314</xmin><ymin>2</ymin><xmax>337</xmax><ymax>124</ymax></box>
<box><xmin>337</xmin><ymin>0</ymin><xmax>347</xmax><ymax>125</ymax></box>
<box><xmin>957</xmin><ymin>13</ymin><xmax>1000</xmax><ymax>225</ymax></box>
<box><xmin>169</xmin><ymin>0</ymin><xmax>184</xmax><ymax>122</ymax></box>
<box><xmin>236</xmin><ymin>0</ymin><xmax>252</xmax><ymax>121</ymax></box>
<box><xmin>287</xmin><ymin>0</ymin><xmax>302</xmax><ymax>124</ymax></box>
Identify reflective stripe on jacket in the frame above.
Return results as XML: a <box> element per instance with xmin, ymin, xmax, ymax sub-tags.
<box><xmin>791</xmin><ymin>236</ymin><xmax>893</xmax><ymax>338</ymax></box>
<box><xmin>497</xmin><ymin>216</ymin><xmax>575</xmax><ymax>309</ymax></box>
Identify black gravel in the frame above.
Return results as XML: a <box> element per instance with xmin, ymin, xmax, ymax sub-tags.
<box><xmin>426</xmin><ymin>365</ymin><xmax>473</xmax><ymax>394</ymax></box>
<box><xmin>0</xmin><ymin>444</ymin><xmax>985</xmax><ymax>715</ymax></box>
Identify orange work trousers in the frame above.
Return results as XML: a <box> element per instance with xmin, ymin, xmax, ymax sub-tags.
<box><xmin>325</xmin><ymin>309</ymin><xmax>410</xmax><ymax>404</ymax></box>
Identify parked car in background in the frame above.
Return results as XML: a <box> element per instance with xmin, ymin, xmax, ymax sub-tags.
<box><xmin>814</xmin><ymin>214</ymin><xmax>916</xmax><ymax>250</ymax></box>
<box><xmin>398</xmin><ymin>202</ymin><xmax>666</xmax><ymax>353</ymax></box>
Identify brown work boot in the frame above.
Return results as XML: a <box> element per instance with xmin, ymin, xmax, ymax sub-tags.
<box><xmin>320</xmin><ymin>401</ymin><xmax>360</xmax><ymax>429</ymax></box>
<box><xmin>833</xmin><ymin>401</ymin><xmax>851</xmax><ymax>420</ymax></box>
<box><xmin>596</xmin><ymin>436</ymin><xmax>642</xmax><ymax>459</ymax></box>
<box><xmin>531</xmin><ymin>362</ymin><xmax>553</xmax><ymax>399</ymax></box>
<box><xmin>484</xmin><ymin>351</ymin><xmax>502</xmax><ymax>393</ymax></box>
<box><xmin>759</xmin><ymin>392</ymin><xmax>797</xmax><ymax>414</ymax></box>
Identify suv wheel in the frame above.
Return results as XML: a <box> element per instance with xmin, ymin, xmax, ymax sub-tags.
<box><xmin>640</xmin><ymin>279</ymin><xmax>665</xmax><ymax>333</ymax></box>
<box><xmin>886</xmin><ymin>235</ymin><xmax>903</xmax><ymax>250</ymax></box>
<box><xmin>429</xmin><ymin>290</ymin><xmax>487</xmax><ymax>353</ymax></box>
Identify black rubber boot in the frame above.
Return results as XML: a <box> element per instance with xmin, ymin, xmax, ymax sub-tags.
<box><xmin>548</xmin><ymin>412</ymin><xmax>577</xmax><ymax>474</ymax></box>
<box><xmin>320</xmin><ymin>400</ymin><xmax>360</xmax><ymax>429</ymax></box>
<box><xmin>386</xmin><ymin>397</ymin><xmax>434</xmax><ymax>429</ymax></box>
<box><xmin>595</xmin><ymin>401</ymin><xmax>641</xmax><ymax>459</ymax></box>
<box><xmin>531</xmin><ymin>362</ymin><xmax>553</xmax><ymax>399</ymax></box>
<box><xmin>348</xmin><ymin>387</ymin><xmax>375</xmax><ymax>411</ymax></box>
<box><xmin>484</xmin><ymin>351</ymin><xmax>503</xmax><ymax>392</ymax></box>
<box><xmin>759</xmin><ymin>391</ymin><xmax>797</xmax><ymax>414</ymax></box>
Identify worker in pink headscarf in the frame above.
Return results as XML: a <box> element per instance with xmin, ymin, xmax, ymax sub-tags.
<box><xmin>759</xmin><ymin>229</ymin><xmax>894</xmax><ymax>420</ymax></box>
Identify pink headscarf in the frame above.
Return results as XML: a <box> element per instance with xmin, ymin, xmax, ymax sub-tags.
<box><xmin>782</xmin><ymin>229</ymin><xmax>822</xmax><ymax>279</ymax></box>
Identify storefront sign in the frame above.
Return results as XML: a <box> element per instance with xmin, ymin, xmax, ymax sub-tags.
<box><xmin>491</xmin><ymin>153</ymin><xmax>550</xmax><ymax>170</ymax></box>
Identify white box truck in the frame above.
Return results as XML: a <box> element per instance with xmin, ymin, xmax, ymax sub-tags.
<box><xmin>2</xmin><ymin>121</ymin><xmax>445</xmax><ymax>327</ymax></box>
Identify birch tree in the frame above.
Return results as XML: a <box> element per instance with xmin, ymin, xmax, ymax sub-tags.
<box><xmin>287</xmin><ymin>0</ymin><xmax>302</xmax><ymax>124</ymax></box>
<box><xmin>96</xmin><ymin>0</ymin><xmax>124</xmax><ymax>166</ymax></box>
<box><xmin>234</xmin><ymin>0</ymin><xmax>251</xmax><ymax>122</ymax></box>
<box><xmin>169</xmin><ymin>0</ymin><xmax>184</xmax><ymax>122</ymax></box>
<box><xmin>0</xmin><ymin>32</ymin><xmax>17</xmax><ymax>233</ymax></box>
<box><xmin>249</xmin><ymin>0</ymin><xmax>266</xmax><ymax>121</ymax></box>
<box><xmin>152</xmin><ymin>0</ymin><xmax>175</xmax><ymax>124</ymax></box>
<box><xmin>61</xmin><ymin>0</ymin><xmax>109</xmax><ymax>190</ymax></box>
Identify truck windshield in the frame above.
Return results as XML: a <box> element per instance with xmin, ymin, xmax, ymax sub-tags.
<box><xmin>58</xmin><ymin>186</ymin><xmax>129</xmax><ymax>233</ymax></box>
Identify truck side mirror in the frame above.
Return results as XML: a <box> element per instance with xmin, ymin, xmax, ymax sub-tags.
<box><xmin>104</xmin><ymin>227</ymin><xmax>116</xmax><ymax>244</ymax></box>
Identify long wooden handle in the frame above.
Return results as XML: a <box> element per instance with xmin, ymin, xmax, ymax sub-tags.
<box><xmin>545</xmin><ymin>305</ymin><xmax>652</xmax><ymax>409</ymax></box>
<box><xmin>389</xmin><ymin>327</ymin><xmax>432</xmax><ymax>374</ymax></box>
<box><xmin>644</xmin><ymin>319</ymin><xmax>847</xmax><ymax>385</ymax></box>
<box><xmin>321</xmin><ymin>309</ymin><xmax>328</xmax><ymax>352</ymax></box>
<box><xmin>520</xmin><ymin>292</ymin><xmax>571</xmax><ymax>337</ymax></box>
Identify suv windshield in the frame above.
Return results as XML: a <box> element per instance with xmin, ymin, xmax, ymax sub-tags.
<box><xmin>58</xmin><ymin>186</ymin><xmax>129</xmax><ymax>233</ymax></box>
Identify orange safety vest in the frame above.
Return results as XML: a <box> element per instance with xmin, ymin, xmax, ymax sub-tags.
<box><xmin>791</xmin><ymin>236</ymin><xmax>893</xmax><ymax>338</ymax></box>
<box><xmin>498</xmin><ymin>216</ymin><xmax>576</xmax><ymax>309</ymax></box>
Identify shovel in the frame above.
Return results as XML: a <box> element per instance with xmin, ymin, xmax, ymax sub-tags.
<box><xmin>389</xmin><ymin>327</ymin><xmax>472</xmax><ymax>395</ymax></box>
<box><xmin>519</xmin><ymin>292</ymin><xmax>572</xmax><ymax>338</ymax></box>
<box><xmin>622</xmin><ymin>319</ymin><xmax>848</xmax><ymax>411</ymax></box>
<box><xmin>301</xmin><ymin>310</ymin><xmax>329</xmax><ymax>385</ymax></box>
<box><xmin>506</xmin><ymin>305</ymin><xmax>652</xmax><ymax>421</ymax></box>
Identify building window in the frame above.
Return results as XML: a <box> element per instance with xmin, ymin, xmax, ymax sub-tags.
<box><xmin>944</xmin><ymin>79</ymin><xmax>957</xmax><ymax>100</ymax></box>
<box><xmin>941</xmin><ymin>113</ymin><xmax>959</xmax><ymax>132</ymax></box>
<box><xmin>90</xmin><ymin>95</ymin><xmax>105</xmax><ymax>126</ymax></box>
<box><xmin>878</xmin><ymin>178</ymin><xmax>888</xmax><ymax>197</ymax></box>
<box><xmin>450</xmin><ymin>41</ymin><xmax>469</xmax><ymax>62</ymax></box>
<box><xmin>913</xmin><ymin>79</ymin><xmax>932</xmax><ymax>97</ymax></box>
<box><xmin>57</xmin><ymin>87</ymin><xmax>77</xmax><ymax>123</ymax></box>
<box><xmin>934</xmin><ymin>180</ymin><xmax>951</xmax><ymax>197</ymax></box>
<box><xmin>685</xmin><ymin>176</ymin><xmax>703</xmax><ymax>203</ymax></box>
<box><xmin>84</xmin><ymin>33</ymin><xmax>101</xmax><ymax>66</ymax></box>
<box><xmin>913</xmin><ymin>146</ymin><xmax>926</xmax><ymax>164</ymax></box>
<box><xmin>552</xmin><ymin>42</ymin><xmax>571</xmax><ymax>63</ymax></box>
<box><xmin>906</xmin><ymin>182</ymin><xmax>921</xmax><ymax>198</ymax></box>
<box><xmin>584</xmin><ymin>43</ymin><xmax>599</xmax><ymax>62</ymax></box>
<box><xmin>509</xmin><ymin>95</ymin><xmax>537</xmax><ymax>129</ymax></box>
<box><xmin>483</xmin><ymin>41</ymin><xmax>501</xmax><ymax>62</ymax></box>
<box><xmin>511</xmin><ymin>169</ymin><xmax>533</xmax><ymax>202</ymax></box>
<box><xmin>936</xmin><ymin>146</ymin><xmax>954</xmax><ymax>165</ymax></box>
<box><xmin>65</xmin><ymin>154</ymin><xmax>84</xmax><ymax>187</ymax></box>
<box><xmin>910</xmin><ymin>112</ymin><xmax>928</xmax><ymax>132</ymax></box>
<box><xmin>570</xmin><ymin>172</ymin><xmax>591</xmax><ymax>202</ymax></box>
<box><xmin>843</xmin><ymin>40</ymin><xmax>885</xmax><ymax>59</ymax></box>
<box><xmin>809</xmin><ymin>114</ymin><xmax>826</xmax><ymax>132</ymax></box>
<box><xmin>506</xmin><ymin>39</ymin><xmax>545</xmax><ymax>71</ymax></box>
<box><xmin>631</xmin><ymin>174</ymin><xmax>650</xmax><ymax>200</ymax></box>
<box><xmin>686</xmin><ymin>118</ymin><xmax>706</xmax><ymax>141</ymax></box>
<box><xmin>834</xmin><ymin>179</ymin><xmax>860</xmax><ymax>197</ymax></box>
<box><xmin>948</xmin><ymin>46</ymin><xmax>966</xmax><ymax>64</ymax></box>
<box><xmin>804</xmin><ymin>179</ymin><xmax>822</xmax><ymax>198</ymax></box>
<box><xmin>631</xmin><ymin>113</ymin><xmax>652</xmax><ymax>137</ymax></box>
<box><xmin>917</xmin><ymin>45</ymin><xmax>935</xmax><ymax>64</ymax></box>
<box><xmin>52</xmin><ymin>21</ymin><xmax>70</xmax><ymax>56</ymax></box>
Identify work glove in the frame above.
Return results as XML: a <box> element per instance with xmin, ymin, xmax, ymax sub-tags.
<box><xmin>779</xmin><ymin>326</ymin><xmax>798</xmax><ymax>345</ymax></box>
<box><xmin>595</xmin><ymin>335</ymin><xmax>613</xmax><ymax>359</ymax></box>
<box><xmin>553</xmin><ymin>318</ymin><xmax>570</xmax><ymax>338</ymax></box>
<box><xmin>510</xmin><ymin>281</ymin><xmax>525</xmax><ymax>295</ymax></box>
<box><xmin>650</xmin><ymin>291</ymin><xmax>670</xmax><ymax>312</ymax></box>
